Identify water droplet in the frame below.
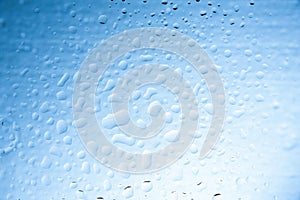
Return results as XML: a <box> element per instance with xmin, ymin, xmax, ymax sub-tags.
<box><xmin>68</xmin><ymin>26</ymin><xmax>77</xmax><ymax>34</ymax></box>
<box><xmin>56</xmin><ymin>91</ymin><xmax>67</xmax><ymax>100</ymax></box>
<box><xmin>255</xmin><ymin>71</ymin><xmax>264</xmax><ymax>79</ymax></box>
<box><xmin>103</xmin><ymin>179</ymin><xmax>112</xmax><ymax>191</ymax></box>
<box><xmin>40</xmin><ymin>156</ymin><xmax>52</xmax><ymax>169</ymax></box>
<box><xmin>103</xmin><ymin>79</ymin><xmax>116</xmax><ymax>91</ymax></box>
<box><xmin>131</xmin><ymin>90</ymin><xmax>141</xmax><ymax>100</ymax></box>
<box><xmin>234</xmin><ymin>5</ymin><xmax>240</xmax><ymax>12</ymax></box>
<box><xmin>161</xmin><ymin>0</ymin><xmax>168</xmax><ymax>5</ymax></box>
<box><xmin>143</xmin><ymin>88</ymin><xmax>157</xmax><ymax>100</ymax></box>
<box><xmin>272</xmin><ymin>101</ymin><xmax>280</xmax><ymax>110</ymax></box>
<box><xmin>200</xmin><ymin>10</ymin><xmax>207</xmax><ymax>16</ymax></box>
<box><xmin>46</xmin><ymin>118</ymin><xmax>54</xmax><ymax>125</ymax></box>
<box><xmin>77</xmin><ymin>151</ymin><xmax>86</xmax><ymax>159</ymax></box>
<box><xmin>141</xmin><ymin>181</ymin><xmax>153</xmax><ymax>192</ymax></box>
<box><xmin>44</xmin><ymin>131</ymin><xmax>51</xmax><ymax>140</ymax></box>
<box><xmin>233</xmin><ymin>109</ymin><xmax>245</xmax><ymax>118</ymax></box>
<box><xmin>63</xmin><ymin>136</ymin><xmax>72</xmax><ymax>145</ymax></box>
<box><xmin>122</xmin><ymin>186</ymin><xmax>134</xmax><ymax>198</ymax></box>
<box><xmin>254</xmin><ymin>54</ymin><xmax>262</xmax><ymax>62</ymax></box>
<box><xmin>70</xmin><ymin>181</ymin><xmax>78</xmax><ymax>189</ymax></box>
<box><xmin>102</xmin><ymin>114</ymin><xmax>117</xmax><ymax>129</ymax></box>
<box><xmin>112</xmin><ymin>134</ymin><xmax>135</xmax><ymax>146</ymax></box>
<box><xmin>164</xmin><ymin>130</ymin><xmax>179</xmax><ymax>142</ymax></box>
<box><xmin>210</xmin><ymin>45</ymin><xmax>218</xmax><ymax>53</ymax></box>
<box><xmin>41</xmin><ymin>175</ymin><xmax>51</xmax><ymax>186</ymax></box>
<box><xmin>49</xmin><ymin>145</ymin><xmax>62</xmax><ymax>157</ymax></box>
<box><xmin>121</xmin><ymin>8</ymin><xmax>127</xmax><ymax>14</ymax></box>
<box><xmin>69</xmin><ymin>10</ymin><xmax>77</xmax><ymax>18</ymax></box>
<box><xmin>224</xmin><ymin>49</ymin><xmax>232</xmax><ymax>58</ymax></box>
<box><xmin>81</xmin><ymin>162</ymin><xmax>91</xmax><ymax>174</ymax></box>
<box><xmin>173</xmin><ymin>23</ymin><xmax>179</xmax><ymax>29</ymax></box>
<box><xmin>244</xmin><ymin>49</ymin><xmax>253</xmax><ymax>57</ymax></box>
<box><xmin>140</xmin><ymin>54</ymin><xmax>153</xmax><ymax>61</ymax></box>
<box><xmin>171</xmin><ymin>104</ymin><xmax>180</xmax><ymax>113</ymax></box>
<box><xmin>57</xmin><ymin>73</ymin><xmax>70</xmax><ymax>87</ymax></box>
<box><xmin>63</xmin><ymin>162</ymin><xmax>72</xmax><ymax>172</ymax></box>
<box><xmin>255</xmin><ymin>94</ymin><xmax>264</xmax><ymax>102</ymax></box>
<box><xmin>39</xmin><ymin>101</ymin><xmax>50</xmax><ymax>113</ymax></box>
<box><xmin>98</xmin><ymin>15</ymin><xmax>108</xmax><ymax>24</ymax></box>
<box><xmin>204</xmin><ymin>103</ymin><xmax>213</xmax><ymax>115</ymax></box>
<box><xmin>56</xmin><ymin>120</ymin><xmax>68</xmax><ymax>134</ymax></box>
<box><xmin>118</xmin><ymin>60</ymin><xmax>128</xmax><ymax>70</ymax></box>
<box><xmin>114</xmin><ymin>110</ymin><xmax>130</xmax><ymax>126</ymax></box>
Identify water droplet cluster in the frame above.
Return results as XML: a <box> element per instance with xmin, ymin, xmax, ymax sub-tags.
<box><xmin>0</xmin><ymin>0</ymin><xmax>300</xmax><ymax>199</ymax></box>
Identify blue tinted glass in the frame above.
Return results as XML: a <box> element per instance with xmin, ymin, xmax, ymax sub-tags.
<box><xmin>0</xmin><ymin>0</ymin><xmax>300</xmax><ymax>199</ymax></box>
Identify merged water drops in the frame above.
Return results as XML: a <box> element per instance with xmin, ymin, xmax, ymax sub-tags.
<box><xmin>0</xmin><ymin>116</ymin><xmax>20</xmax><ymax>156</ymax></box>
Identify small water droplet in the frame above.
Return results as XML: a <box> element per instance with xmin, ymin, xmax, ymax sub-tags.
<box><xmin>164</xmin><ymin>130</ymin><xmax>179</xmax><ymax>142</ymax></box>
<box><xmin>122</xmin><ymin>186</ymin><xmax>134</xmax><ymax>198</ymax></box>
<box><xmin>255</xmin><ymin>94</ymin><xmax>264</xmax><ymax>102</ymax></box>
<box><xmin>41</xmin><ymin>175</ymin><xmax>51</xmax><ymax>186</ymax></box>
<box><xmin>81</xmin><ymin>162</ymin><xmax>91</xmax><ymax>174</ymax></box>
<box><xmin>255</xmin><ymin>71</ymin><xmax>264</xmax><ymax>79</ymax></box>
<box><xmin>56</xmin><ymin>120</ymin><xmax>68</xmax><ymax>134</ymax></box>
<box><xmin>103</xmin><ymin>179</ymin><xmax>112</xmax><ymax>191</ymax></box>
<box><xmin>63</xmin><ymin>136</ymin><xmax>72</xmax><ymax>145</ymax></box>
<box><xmin>224</xmin><ymin>49</ymin><xmax>232</xmax><ymax>58</ymax></box>
<box><xmin>49</xmin><ymin>145</ymin><xmax>63</xmax><ymax>157</ymax></box>
<box><xmin>98</xmin><ymin>15</ymin><xmax>108</xmax><ymax>24</ymax></box>
<box><xmin>40</xmin><ymin>156</ymin><xmax>52</xmax><ymax>169</ymax></box>
<box><xmin>141</xmin><ymin>181</ymin><xmax>153</xmax><ymax>192</ymax></box>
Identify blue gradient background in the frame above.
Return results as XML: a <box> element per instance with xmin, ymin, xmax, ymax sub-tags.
<box><xmin>0</xmin><ymin>0</ymin><xmax>300</xmax><ymax>199</ymax></box>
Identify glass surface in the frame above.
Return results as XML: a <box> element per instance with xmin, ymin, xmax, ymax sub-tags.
<box><xmin>0</xmin><ymin>0</ymin><xmax>300</xmax><ymax>199</ymax></box>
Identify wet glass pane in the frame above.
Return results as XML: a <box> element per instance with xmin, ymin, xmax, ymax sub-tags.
<box><xmin>0</xmin><ymin>0</ymin><xmax>299</xmax><ymax>199</ymax></box>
